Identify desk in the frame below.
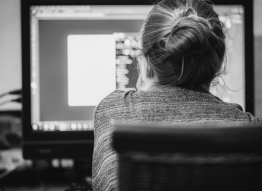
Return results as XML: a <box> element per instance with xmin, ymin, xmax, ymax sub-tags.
<box><xmin>0</xmin><ymin>149</ymin><xmax>92</xmax><ymax>191</ymax></box>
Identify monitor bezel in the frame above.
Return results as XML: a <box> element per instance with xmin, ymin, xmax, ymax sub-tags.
<box><xmin>21</xmin><ymin>0</ymin><xmax>254</xmax><ymax>158</ymax></box>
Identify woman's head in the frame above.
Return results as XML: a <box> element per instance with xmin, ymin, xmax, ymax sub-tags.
<box><xmin>139</xmin><ymin>0</ymin><xmax>226</xmax><ymax>89</ymax></box>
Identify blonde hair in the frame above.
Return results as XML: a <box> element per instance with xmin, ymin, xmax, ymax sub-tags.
<box><xmin>139</xmin><ymin>0</ymin><xmax>226</xmax><ymax>89</ymax></box>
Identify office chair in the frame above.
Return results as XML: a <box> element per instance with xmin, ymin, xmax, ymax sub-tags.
<box><xmin>112</xmin><ymin>123</ymin><xmax>262</xmax><ymax>191</ymax></box>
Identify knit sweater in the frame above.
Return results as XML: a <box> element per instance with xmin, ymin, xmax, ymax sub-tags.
<box><xmin>92</xmin><ymin>86</ymin><xmax>261</xmax><ymax>191</ymax></box>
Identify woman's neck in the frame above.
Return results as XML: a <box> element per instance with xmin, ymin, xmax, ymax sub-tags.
<box><xmin>140</xmin><ymin>81</ymin><xmax>210</xmax><ymax>92</ymax></box>
<box><xmin>139</xmin><ymin>78</ymin><xmax>157</xmax><ymax>91</ymax></box>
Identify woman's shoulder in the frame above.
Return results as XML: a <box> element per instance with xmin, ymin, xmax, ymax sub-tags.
<box><xmin>244</xmin><ymin>112</ymin><xmax>262</xmax><ymax>123</ymax></box>
<box><xmin>217</xmin><ymin>101</ymin><xmax>262</xmax><ymax>123</ymax></box>
<box><xmin>95</xmin><ymin>90</ymin><xmax>136</xmax><ymax>112</ymax></box>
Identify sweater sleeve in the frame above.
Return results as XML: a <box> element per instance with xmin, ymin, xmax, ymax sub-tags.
<box><xmin>246</xmin><ymin>112</ymin><xmax>262</xmax><ymax>123</ymax></box>
<box><xmin>92</xmin><ymin>90</ymin><xmax>126</xmax><ymax>191</ymax></box>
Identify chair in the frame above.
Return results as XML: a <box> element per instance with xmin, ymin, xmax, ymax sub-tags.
<box><xmin>112</xmin><ymin>123</ymin><xmax>262</xmax><ymax>191</ymax></box>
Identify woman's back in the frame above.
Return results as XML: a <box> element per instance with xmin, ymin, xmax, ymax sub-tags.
<box><xmin>92</xmin><ymin>0</ymin><xmax>261</xmax><ymax>190</ymax></box>
<box><xmin>92</xmin><ymin>86</ymin><xmax>261</xmax><ymax>191</ymax></box>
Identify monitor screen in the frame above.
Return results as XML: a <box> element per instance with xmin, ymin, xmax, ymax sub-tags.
<box><xmin>29</xmin><ymin>5</ymin><xmax>245</xmax><ymax>132</ymax></box>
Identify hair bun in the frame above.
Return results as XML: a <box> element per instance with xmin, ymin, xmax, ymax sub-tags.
<box><xmin>140</xmin><ymin>0</ymin><xmax>226</xmax><ymax>88</ymax></box>
<box><xmin>165</xmin><ymin>15</ymin><xmax>219</xmax><ymax>59</ymax></box>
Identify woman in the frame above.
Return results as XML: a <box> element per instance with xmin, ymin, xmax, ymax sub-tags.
<box><xmin>92</xmin><ymin>0</ymin><xmax>261</xmax><ymax>190</ymax></box>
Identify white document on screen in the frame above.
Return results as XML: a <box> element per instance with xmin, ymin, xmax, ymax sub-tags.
<box><xmin>67</xmin><ymin>34</ymin><xmax>116</xmax><ymax>106</ymax></box>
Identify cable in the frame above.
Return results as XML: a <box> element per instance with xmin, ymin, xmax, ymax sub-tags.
<box><xmin>0</xmin><ymin>89</ymin><xmax>22</xmax><ymax>99</ymax></box>
<box><xmin>0</xmin><ymin>185</ymin><xmax>6</xmax><ymax>191</ymax></box>
<box><xmin>0</xmin><ymin>93</ymin><xmax>8</xmax><ymax>100</ymax></box>
<box><xmin>0</xmin><ymin>97</ymin><xmax>22</xmax><ymax>107</ymax></box>
<box><xmin>34</xmin><ymin>175</ymin><xmax>46</xmax><ymax>191</ymax></box>
<box><xmin>0</xmin><ymin>166</ymin><xmax>16</xmax><ymax>180</ymax></box>
<box><xmin>8</xmin><ymin>90</ymin><xmax>21</xmax><ymax>95</ymax></box>
<box><xmin>0</xmin><ymin>158</ymin><xmax>46</xmax><ymax>191</ymax></box>
<box><xmin>0</xmin><ymin>100</ymin><xmax>12</xmax><ymax>107</ymax></box>
<box><xmin>11</xmin><ymin>97</ymin><xmax>22</xmax><ymax>103</ymax></box>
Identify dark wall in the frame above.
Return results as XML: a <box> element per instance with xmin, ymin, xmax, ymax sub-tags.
<box><xmin>255</xmin><ymin>36</ymin><xmax>262</xmax><ymax>118</ymax></box>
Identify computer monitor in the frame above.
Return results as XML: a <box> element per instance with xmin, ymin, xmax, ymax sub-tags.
<box><xmin>21</xmin><ymin>0</ymin><xmax>254</xmax><ymax>159</ymax></box>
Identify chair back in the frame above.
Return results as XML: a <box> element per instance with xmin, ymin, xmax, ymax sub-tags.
<box><xmin>112</xmin><ymin>123</ymin><xmax>262</xmax><ymax>191</ymax></box>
